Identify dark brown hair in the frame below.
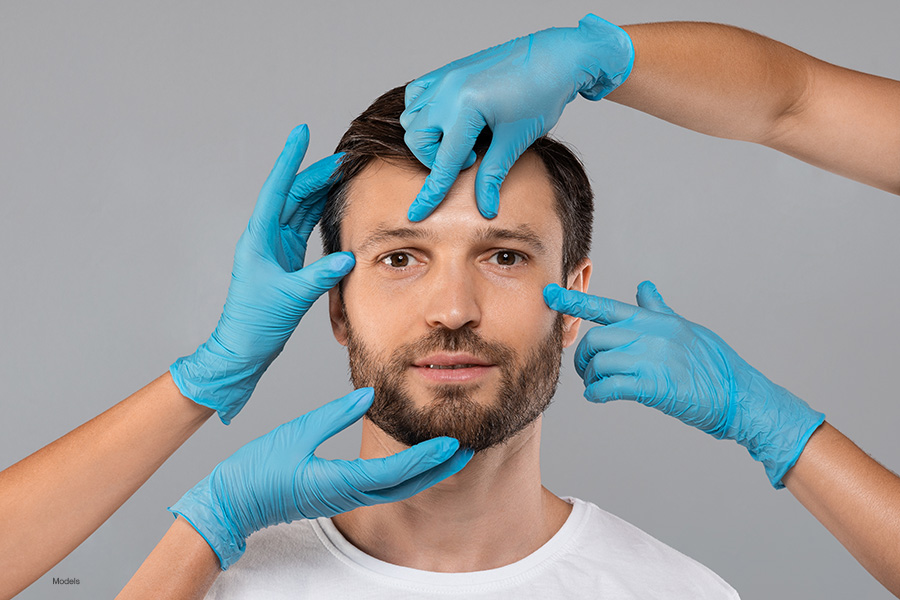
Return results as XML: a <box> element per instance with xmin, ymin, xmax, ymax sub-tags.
<box><xmin>321</xmin><ymin>85</ymin><xmax>593</xmax><ymax>278</ymax></box>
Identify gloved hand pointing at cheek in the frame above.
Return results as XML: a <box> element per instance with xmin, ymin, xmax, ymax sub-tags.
<box><xmin>544</xmin><ymin>281</ymin><xmax>825</xmax><ymax>489</ymax></box>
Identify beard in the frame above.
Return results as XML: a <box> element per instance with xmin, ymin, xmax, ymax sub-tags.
<box><xmin>346</xmin><ymin>313</ymin><xmax>565</xmax><ymax>453</ymax></box>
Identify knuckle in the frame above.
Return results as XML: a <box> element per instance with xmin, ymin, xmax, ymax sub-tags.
<box><xmin>598</xmin><ymin>298</ymin><xmax>616</xmax><ymax>319</ymax></box>
<box><xmin>585</xmin><ymin>326</ymin><xmax>604</xmax><ymax>347</ymax></box>
<box><xmin>608</xmin><ymin>382</ymin><xmax>625</xmax><ymax>401</ymax></box>
<box><xmin>404</xmin><ymin>130</ymin><xmax>433</xmax><ymax>155</ymax></box>
<box><xmin>405</xmin><ymin>81</ymin><xmax>429</xmax><ymax>105</ymax></box>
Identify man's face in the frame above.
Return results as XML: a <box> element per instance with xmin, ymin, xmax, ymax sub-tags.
<box><xmin>329</xmin><ymin>153</ymin><xmax>589</xmax><ymax>451</ymax></box>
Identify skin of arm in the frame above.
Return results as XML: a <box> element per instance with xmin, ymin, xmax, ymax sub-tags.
<box><xmin>783</xmin><ymin>422</ymin><xmax>900</xmax><ymax>597</ymax></box>
<box><xmin>0</xmin><ymin>373</ymin><xmax>214</xmax><ymax>599</ymax></box>
<box><xmin>608</xmin><ymin>22</ymin><xmax>900</xmax><ymax>195</ymax></box>
<box><xmin>115</xmin><ymin>516</ymin><xmax>220</xmax><ymax>600</ymax></box>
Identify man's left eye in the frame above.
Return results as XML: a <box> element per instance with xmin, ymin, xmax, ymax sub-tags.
<box><xmin>489</xmin><ymin>250</ymin><xmax>524</xmax><ymax>266</ymax></box>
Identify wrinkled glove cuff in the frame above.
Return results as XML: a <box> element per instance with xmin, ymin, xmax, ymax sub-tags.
<box><xmin>760</xmin><ymin>407</ymin><xmax>825</xmax><ymax>489</ymax></box>
<box><xmin>168</xmin><ymin>474</ymin><xmax>246</xmax><ymax>570</ymax></box>
<box><xmin>170</xmin><ymin>337</ymin><xmax>272</xmax><ymax>425</ymax></box>
<box><xmin>576</xmin><ymin>14</ymin><xmax>635</xmax><ymax>100</ymax></box>
<box><xmin>735</xmin><ymin>375</ymin><xmax>826</xmax><ymax>489</ymax></box>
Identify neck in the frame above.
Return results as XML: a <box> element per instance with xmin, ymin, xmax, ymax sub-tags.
<box><xmin>330</xmin><ymin>416</ymin><xmax>572</xmax><ymax>572</ymax></box>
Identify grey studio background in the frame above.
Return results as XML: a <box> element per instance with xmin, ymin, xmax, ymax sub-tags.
<box><xmin>2</xmin><ymin>1</ymin><xmax>898</xmax><ymax>598</ymax></box>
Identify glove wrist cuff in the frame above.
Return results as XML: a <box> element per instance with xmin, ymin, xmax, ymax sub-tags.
<box><xmin>168</xmin><ymin>474</ymin><xmax>246</xmax><ymax>570</ymax></box>
<box><xmin>170</xmin><ymin>337</ymin><xmax>272</xmax><ymax>424</ymax></box>
<box><xmin>575</xmin><ymin>14</ymin><xmax>635</xmax><ymax>100</ymax></box>
<box><xmin>732</xmin><ymin>372</ymin><xmax>826</xmax><ymax>489</ymax></box>
<box><xmin>761</xmin><ymin>410</ymin><xmax>825</xmax><ymax>489</ymax></box>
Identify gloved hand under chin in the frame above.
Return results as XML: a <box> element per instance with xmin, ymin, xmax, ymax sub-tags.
<box><xmin>544</xmin><ymin>281</ymin><xmax>825</xmax><ymax>488</ymax></box>
<box><xmin>170</xmin><ymin>388</ymin><xmax>474</xmax><ymax>569</ymax></box>
<box><xmin>400</xmin><ymin>14</ymin><xmax>634</xmax><ymax>221</ymax></box>
<box><xmin>170</xmin><ymin>125</ymin><xmax>353</xmax><ymax>424</ymax></box>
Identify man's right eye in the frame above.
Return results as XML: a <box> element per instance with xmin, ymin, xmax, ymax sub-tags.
<box><xmin>381</xmin><ymin>252</ymin><xmax>418</xmax><ymax>268</ymax></box>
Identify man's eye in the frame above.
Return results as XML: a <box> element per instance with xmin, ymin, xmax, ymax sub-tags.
<box><xmin>489</xmin><ymin>250</ymin><xmax>524</xmax><ymax>266</ymax></box>
<box><xmin>381</xmin><ymin>252</ymin><xmax>417</xmax><ymax>268</ymax></box>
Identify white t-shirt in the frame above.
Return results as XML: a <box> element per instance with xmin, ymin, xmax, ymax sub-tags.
<box><xmin>205</xmin><ymin>497</ymin><xmax>739</xmax><ymax>599</ymax></box>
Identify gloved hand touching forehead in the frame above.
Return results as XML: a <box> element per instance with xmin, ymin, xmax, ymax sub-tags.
<box><xmin>544</xmin><ymin>281</ymin><xmax>825</xmax><ymax>489</ymax></box>
<box><xmin>170</xmin><ymin>388</ymin><xmax>474</xmax><ymax>569</ymax></box>
<box><xmin>170</xmin><ymin>126</ymin><xmax>354</xmax><ymax>424</ymax></box>
<box><xmin>400</xmin><ymin>14</ymin><xmax>633</xmax><ymax>222</ymax></box>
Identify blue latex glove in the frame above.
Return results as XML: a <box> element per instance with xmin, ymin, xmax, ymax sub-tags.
<box><xmin>170</xmin><ymin>125</ymin><xmax>354</xmax><ymax>424</ymax></box>
<box><xmin>400</xmin><ymin>14</ymin><xmax>634</xmax><ymax>221</ymax></box>
<box><xmin>544</xmin><ymin>281</ymin><xmax>825</xmax><ymax>489</ymax></box>
<box><xmin>170</xmin><ymin>388</ymin><xmax>474</xmax><ymax>569</ymax></box>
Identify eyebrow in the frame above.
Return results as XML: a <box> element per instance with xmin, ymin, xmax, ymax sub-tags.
<box><xmin>354</xmin><ymin>223</ymin><xmax>547</xmax><ymax>255</ymax></box>
<box><xmin>355</xmin><ymin>226</ymin><xmax>434</xmax><ymax>255</ymax></box>
<box><xmin>474</xmin><ymin>224</ymin><xmax>547</xmax><ymax>254</ymax></box>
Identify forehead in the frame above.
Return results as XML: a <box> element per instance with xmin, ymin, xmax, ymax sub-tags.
<box><xmin>340</xmin><ymin>152</ymin><xmax>563</xmax><ymax>253</ymax></box>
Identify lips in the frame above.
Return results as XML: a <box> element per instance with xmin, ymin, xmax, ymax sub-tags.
<box><xmin>412</xmin><ymin>353</ymin><xmax>494</xmax><ymax>369</ymax></box>
<box><xmin>411</xmin><ymin>353</ymin><xmax>496</xmax><ymax>383</ymax></box>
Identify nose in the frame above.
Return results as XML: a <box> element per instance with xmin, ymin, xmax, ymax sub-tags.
<box><xmin>423</xmin><ymin>261</ymin><xmax>482</xmax><ymax>331</ymax></box>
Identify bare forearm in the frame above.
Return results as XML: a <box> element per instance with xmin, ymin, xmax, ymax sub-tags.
<box><xmin>609</xmin><ymin>23</ymin><xmax>804</xmax><ymax>142</ymax></box>
<box><xmin>608</xmin><ymin>22</ymin><xmax>900</xmax><ymax>194</ymax></box>
<box><xmin>0</xmin><ymin>372</ymin><xmax>214</xmax><ymax>598</ymax></box>
<box><xmin>117</xmin><ymin>516</ymin><xmax>220</xmax><ymax>600</ymax></box>
<box><xmin>783</xmin><ymin>422</ymin><xmax>900</xmax><ymax>597</ymax></box>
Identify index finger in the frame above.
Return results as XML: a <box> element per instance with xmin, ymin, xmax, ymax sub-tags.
<box><xmin>543</xmin><ymin>284</ymin><xmax>641</xmax><ymax>325</ymax></box>
<box><xmin>252</xmin><ymin>125</ymin><xmax>310</xmax><ymax>227</ymax></box>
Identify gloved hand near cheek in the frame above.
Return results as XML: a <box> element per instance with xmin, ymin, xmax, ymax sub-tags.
<box><xmin>544</xmin><ymin>281</ymin><xmax>825</xmax><ymax>489</ymax></box>
<box><xmin>400</xmin><ymin>14</ymin><xmax>633</xmax><ymax>221</ymax></box>
<box><xmin>170</xmin><ymin>388</ymin><xmax>474</xmax><ymax>570</ymax></box>
<box><xmin>170</xmin><ymin>125</ymin><xmax>354</xmax><ymax>424</ymax></box>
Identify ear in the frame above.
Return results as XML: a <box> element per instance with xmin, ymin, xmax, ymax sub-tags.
<box><xmin>561</xmin><ymin>258</ymin><xmax>592</xmax><ymax>348</ymax></box>
<box><xmin>328</xmin><ymin>287</ymin><xmax>349</xmax><ymax>346</ymax></box>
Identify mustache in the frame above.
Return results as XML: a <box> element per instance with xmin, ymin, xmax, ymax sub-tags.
<box><xmin>394</xmin><ymin>327</ymin><xmax>515</xmax><ymax>369</ymax></box>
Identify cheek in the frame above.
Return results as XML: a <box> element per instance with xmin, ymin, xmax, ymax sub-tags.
<box><xmin>341</xmin><ymin>271</ymin><xmax>420</xmax><ymax>340</ymax></box>
<box><xmin>485</xmin><ymin>288</ymin><xmax>556</xmax><ymax>345</ymax></box>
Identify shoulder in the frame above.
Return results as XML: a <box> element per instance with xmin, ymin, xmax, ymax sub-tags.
<box><xmin>205</xmin><ymin>519</ymin><xmax>332</xmax><ymax>599</ymax></box>
<box><xmin>561</xmin><ymin>498</ymin><xmax>740</xmax><ymax>599</ymax></box>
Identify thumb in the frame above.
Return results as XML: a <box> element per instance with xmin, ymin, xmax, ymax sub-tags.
<box><xmin>285</xmin><ymin>252</ymin><xmax>355</xmax><ymax>311</ymax></box>
<box><xmin>635</xmin><ymin>280</ymin><xmax>676</xmax><ymax>315</ymax></box>
<box><xmin>297</xmin><ymin>388</ymin><xmax>375</xmax><ymax>449</ymax></box>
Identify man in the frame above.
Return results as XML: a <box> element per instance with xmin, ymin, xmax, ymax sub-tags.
<box><xmin>191</xmin><ymin>85</ymin><xmax>739</xmax><ymax>598</ymax></box>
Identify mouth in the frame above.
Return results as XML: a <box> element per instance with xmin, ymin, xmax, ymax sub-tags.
<box><xmin>413</xmin><ymin>353</ymin><xmax>494</xmax><ymax>368</ymax></box>
<box><xmin>411</xmin><ymin>354</ymin><xmax>496</xmax><ymax>382</ymax></box>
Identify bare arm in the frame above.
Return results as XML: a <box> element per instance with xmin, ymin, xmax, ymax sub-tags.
<box><xmin>116</xmin><ymin>517</ymin><xmax>220</xmax><ymax>600</ymax></box>
<box><xmin>609</xmin><ymin>22</ymin><xmax>900</xmax><ymax>195</ymax></box>
<box><xmin>116</xmin><ymin>389</ymin><xmax>472</xmax><ymax>599</ymax></box>
<box><xmin>0</xmin><ymin>373</ymin><xmax>214</xmax><ymax>599</ymax></box>
<box><xmin>783</xmin><ymin>422</ymin><xmax>900</xmax><ymax>597</ymax></box>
